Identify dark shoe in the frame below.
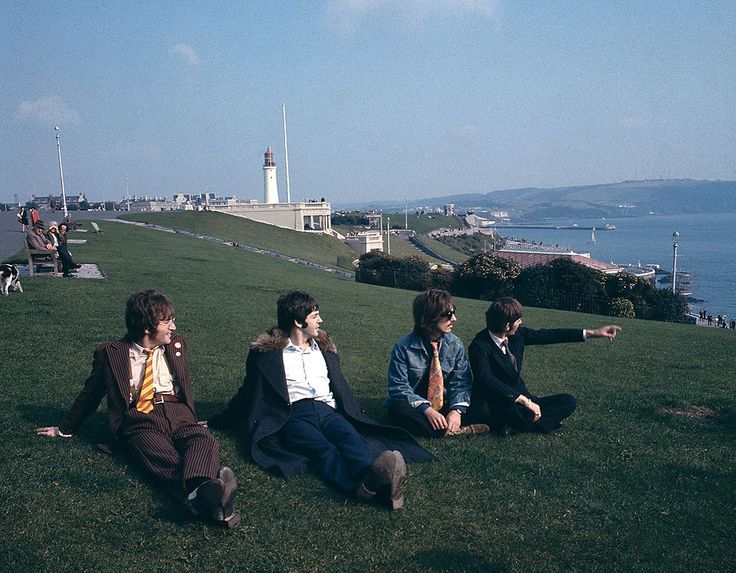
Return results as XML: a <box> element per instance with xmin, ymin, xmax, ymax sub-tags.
<box><xmin>446</xmin><ymin>423</ymin><xmax>490</xmax><ymax>437</ymax></box>
<box><xmin>185</xmin><ymin>478</ymin><xmax>224</xmax><ymax>516</ymax></box>
<box><xmin>73</xmin><ymin>264</ymin><xmax>82</xmax><ymax>269</ymax></box>
<box><xmin>360</xmin><ymin>450</ymin><xmax>407</xmax><ymax>510</ymax></box>
<box><xmin>213</xmin><ymin>466</ymin><xmax>240</xmax><ymax>529</ymax></box>
<box><xmin>62</xmin><ymin>273</ymin><xmax>76</xmax><ymax>278</ymax></box>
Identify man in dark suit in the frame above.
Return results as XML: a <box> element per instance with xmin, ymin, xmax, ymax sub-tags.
<box><xmin>36</xmin><ymin>289</ymin><xmax>240</xmax><ymax>527</ymax></box>
<box><xmin>209</xmin><ymin>290</ymin><xmax>433</xmax><ymax>510</ymax></box>
<box><xmin>468</xmin><ymin>297</ymin><xmax>621</xmax><ymax>435</ymax></box>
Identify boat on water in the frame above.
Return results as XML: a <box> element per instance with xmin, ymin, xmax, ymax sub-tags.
<box><xmin>587</xmin><ymin>228</ymin><xmax>597</xmax><ymax>245</ymax></box>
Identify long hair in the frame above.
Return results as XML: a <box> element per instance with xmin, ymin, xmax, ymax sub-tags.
<box><xmin>124</xmin><ymin>290</ymin><xmax>175</xmax><ymax>341</ymax></box>
<box><xmin>413</xmin><ymin>289</ymin><xmax>454</xmax><ymax>338</ymax></box>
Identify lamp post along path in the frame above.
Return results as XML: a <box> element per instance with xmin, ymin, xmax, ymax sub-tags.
<box><xmin>672</xmin><ymin>231</ymin><xmax>679</xmax><ymax>293</ymax></box>
<box><xmin>54</xmin><ymin>126</ymin><xmax>69</xmax><ymax>220</ymax></box>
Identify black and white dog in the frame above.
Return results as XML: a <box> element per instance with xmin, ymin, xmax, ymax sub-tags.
<box><xmin>1</xmin><ymin>264</ymin><xmax>23</xmax><ymax>296</ymax></box>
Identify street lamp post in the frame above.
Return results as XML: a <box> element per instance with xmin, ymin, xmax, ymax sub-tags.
<box><xmin>387</xmin><ymin>217</ymin><xmax>391</xmax><ymax>255</ymax></box>
<box><xmin>54</xmin><ymin>126</ymin><xmax>69</xmax><ymax>220</ymax></box>
<box><xmin>672</xmin><ymin>231</ymin><xmax>679</xmax><ymax>293</ymax></box>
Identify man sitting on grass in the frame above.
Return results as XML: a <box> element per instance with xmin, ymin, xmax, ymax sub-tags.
<box><xmin>209</xmin><ymin>290</ymin><xmax>433</xmax><ymax>510</ymax></box>
<box><xmin>467</xmin><ymin>297</ymin><xmax>621</xmax><ymax>436</ymax></box>
<box><xmin>36</xmin><ymin>289</ymin><xmax>240</xmax><ymax>528</ymax></box>
<box><xmin>384</xmin><ymin>289</ymin><xmax>489</xmax><ymax>438</ymax></box>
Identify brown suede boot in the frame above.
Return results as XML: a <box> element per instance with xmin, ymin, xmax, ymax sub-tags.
<box><xmin>358</xmin><ymin>450</ymin><xmax>407</xmax><ymax>510</ymax></box>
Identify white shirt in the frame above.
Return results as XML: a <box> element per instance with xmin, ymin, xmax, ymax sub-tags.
<box><xmin>128</xmin><ymin>343</ymin><xmax>176</xmax><ymax>402</ymax></box>
<box><xmin>489</xmin><ymin>331</ymin><xmax>510</xmax><ymax>353</ymax></box>
<box><xmin>282</xmin><ymin>338</ymin><xmax>336</xmax><ymax>408</ymax></box>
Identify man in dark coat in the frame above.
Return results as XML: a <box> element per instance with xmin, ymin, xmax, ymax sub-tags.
<box><xmin>209</xmin><ymin>291</ymin><xmax>433</xmax><ymax>509</ymax></box>
<box><xmin>36</xmin><ymin>290</ymin><xmax>240</xmax><ymax>528</ymax></box>
<box><xmin>468</xmin><ymin>297</ymin><xmax>621</xmax><ymax>435</ymax></box>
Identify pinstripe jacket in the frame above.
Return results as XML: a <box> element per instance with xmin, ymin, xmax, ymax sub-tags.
<box><xmin>59</xmin><ymin>333</ymin><xmax>197</xmax><ymax>437</ymax></box>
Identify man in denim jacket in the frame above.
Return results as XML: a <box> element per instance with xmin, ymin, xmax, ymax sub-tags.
<box><xmin>384</xmin><ymin>289</ymin><xmax>488</xmax><ymax>438</ymax></box>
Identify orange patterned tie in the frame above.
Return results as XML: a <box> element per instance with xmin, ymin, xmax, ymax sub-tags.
<box><xmin>136</xmin><ymin>348</ymin><xmax>156</xmax><ymax>414</ymax></box>
<box><xmin>427</xmin><ymin>341</ymin><xmax>444</xmax><ymax>411</ymax></box>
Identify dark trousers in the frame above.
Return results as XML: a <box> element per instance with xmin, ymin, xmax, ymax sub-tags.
<box><xmin>387</xmin><ymin>400</ymin><xmax>447</xmax><ymax>438</ymax></box>
<box><xmin>57</xmin><ymin>244</ymin><xmax>76</xmax><ymax>273</ymax></box>
<box><xmin>499</xmin><ymin>393</ymin><xmax>577</xmax><ymax>434</ymax></box>
<box><xmin>121</xmin><ymin>402</ymin><xmax>220</xmax><ymax>497</ymax></box>
<box><xmin>281</xmin><ymin>399</ymin><xmax>373</xmax><ymax>493</ymax></box>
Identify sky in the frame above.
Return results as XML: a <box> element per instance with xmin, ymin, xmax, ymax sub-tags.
<box><xmin>2</xmin><ymin>1</ymin><xmax>735</xmax><ymax>207</ymax></box>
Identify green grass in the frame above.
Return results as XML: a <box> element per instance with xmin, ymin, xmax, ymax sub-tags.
<box><xmin>121</xmin><ymin>210</ymin><xmax>358</xmax><ymax>269</ymax></box>
<box><xmin>2</xmin><ymin>220</ymin><xmax>734</xmax><ymax>572</ymax></box>
<box><xmin>413</xmin><ymin>235</ymin><xmax>469</xmax><ymax>264</ymax></box>
<box><xmin>335</xmin><ymin>214</ymin><xmax>461</xmax><ymax>235</ymax></box>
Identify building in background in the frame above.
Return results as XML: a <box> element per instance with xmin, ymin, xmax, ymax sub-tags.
<box><xmin>207</xmin><ymin>148</ymin><xmax>333</xmax><ymax>234</ymax></box>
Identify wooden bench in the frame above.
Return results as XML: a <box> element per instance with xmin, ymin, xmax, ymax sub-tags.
<box><xmin>25</xmin><ymin>240</ymin><xmax>60</xmax><ymax>277</ymax></box>
<box><xmin>90</xmin><ymin>222</ymin><xmax>103</xmax><ymax>235</ymax></box>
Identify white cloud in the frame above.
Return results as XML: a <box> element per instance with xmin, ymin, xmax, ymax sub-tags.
<box><xmin>171</xmin><ymin>43</ymin><xmax>200</xmax><ymax>66</ymax></box>
<box><xmin>323</xmin><ymin>0</ymin><xmax>500</xmax><ymax>34</ymax></box>
<box><xmin>14</xmin><ymin>96</ymin><xmax>80</xmax><ymax>124</ymax></box>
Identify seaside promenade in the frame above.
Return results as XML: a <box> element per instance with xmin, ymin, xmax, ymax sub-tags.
<box><xmin>3</xmin><ymin>209</ymin><xmax>732</xmax><ymax>330</ymax></box>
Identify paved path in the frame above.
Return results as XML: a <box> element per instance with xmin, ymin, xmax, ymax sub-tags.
<box><xmin>0</xmin><ymin>211</ymin><xmax>120</xmax><ymax>262</ymax></box>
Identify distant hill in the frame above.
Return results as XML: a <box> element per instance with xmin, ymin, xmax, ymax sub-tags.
<box><xmin>350</xmin><ymin>179</ymin><xmax>736</xmax><ymax>220</ymax></box>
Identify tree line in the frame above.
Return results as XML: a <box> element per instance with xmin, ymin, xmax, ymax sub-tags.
<box><xmin>355</xmin><ymin>251</ymin><xmax>688</xmax><ymax>322</ymax></box>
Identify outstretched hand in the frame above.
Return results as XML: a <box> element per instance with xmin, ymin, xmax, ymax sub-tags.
<box><xmin>36</xmin><ymin>426</ymin><xmax>68</xmax><ymax>438</ymax></box>
<box><xmin>587</xmin><ymin>325</ymin><xmax>622</xmax><ymax>340</ymax></box>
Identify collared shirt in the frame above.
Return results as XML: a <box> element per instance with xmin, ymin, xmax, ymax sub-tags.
<box><xmin>128</xmin><ymin>343</ymin><xmax>176</xmax><ymax>402</ymax></box>
<box><xmin>489</xmin><ymin>331</ymin><xmax>508</xmax><ymax>352</ymax></box>
<box><xmin>282</xmin><ymin>338</ymin><xmax>336</xmax><ymax>408</ymax></box>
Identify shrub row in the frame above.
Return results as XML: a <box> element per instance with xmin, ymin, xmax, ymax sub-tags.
<box><xmin>356</xmin><ymin>251</ymin><xmax>689</xmax><ymax>322</ymax></box>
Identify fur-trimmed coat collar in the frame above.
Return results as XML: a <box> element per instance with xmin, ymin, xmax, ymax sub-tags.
<box><xmin>250</xmin><ymin>327</ymin><xmax>337</xmax><ymax>354</ymax></box>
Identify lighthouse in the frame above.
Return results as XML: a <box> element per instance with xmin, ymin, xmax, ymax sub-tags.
<box><xmin>262</xmin><ymin>147</ymin><xmax>279</xmax><ymax>204</ymax></box>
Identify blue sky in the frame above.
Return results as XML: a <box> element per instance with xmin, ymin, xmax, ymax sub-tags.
<box><xmin>2</xmin><ymin>1</ymin><xmax>735</xmax><ymax>207</ymax></box>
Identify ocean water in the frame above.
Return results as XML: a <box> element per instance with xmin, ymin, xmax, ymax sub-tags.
<box><xmin>496</xmin><ymin>212</ymin><xmax>736</xmax><ymax>319</ymax></box>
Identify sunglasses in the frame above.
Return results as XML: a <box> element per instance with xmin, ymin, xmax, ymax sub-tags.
<box><xmin>438</xmin><ymin>308</ymin><xmax>457</xmax><ymax>320</ymax></box>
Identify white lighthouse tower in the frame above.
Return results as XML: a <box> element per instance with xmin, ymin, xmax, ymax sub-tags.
<box><xmin>262</xmin><ymin>147</ymin><xmax>279</xmax><ymax>204</ymax></box>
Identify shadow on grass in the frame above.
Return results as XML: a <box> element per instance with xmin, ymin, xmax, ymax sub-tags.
<box><xmin>20</xmin><ymin>403</ymin><xmax>111</xmax><ymax>444</ymax></box>
<box><xmin>17</xmin><ymin>403</ymin><xmax>236</xmax><ymax>528</ymax></box>
<box><xmin>405</xmin><ymin>549</ymin><xmax>510</xmax><ymax>573</ymax></box>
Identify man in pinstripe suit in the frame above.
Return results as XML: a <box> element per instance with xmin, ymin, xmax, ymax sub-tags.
<box><xmin>36</xmin><ymin>290</ymin><xmax>240</xmax><ymax>528</ymax></box>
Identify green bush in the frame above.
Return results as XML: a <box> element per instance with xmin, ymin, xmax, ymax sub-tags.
<box><xmin>454</xmin><ymin>253</ymin><xmax>520</xmax><ymax>300</ymax></box>
<box><xmin>609</xmin><ymin>297</ymin><xmax>636</xmax><ymax>318</ymax></box>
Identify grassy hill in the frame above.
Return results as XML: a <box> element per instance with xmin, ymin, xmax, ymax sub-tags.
<box><xmin>335</xmin><ymin>213</ymin><xmax>469</xmax><ymax>265</ymax></box>
<box><xmin>2</xmin><ymin>219</ymin><xmax>734</xmax><ymax>572</ymax></box>
<box><xmin>121</xmin><ymin>210</ymin><xmax>358</xmax><ymax>269</ymax></box>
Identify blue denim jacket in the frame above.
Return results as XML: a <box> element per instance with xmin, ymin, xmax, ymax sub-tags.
<box><xmin>385</xmin><ymin>331</ymin><xmax>471</xmax><ymax>410</ymax></box>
